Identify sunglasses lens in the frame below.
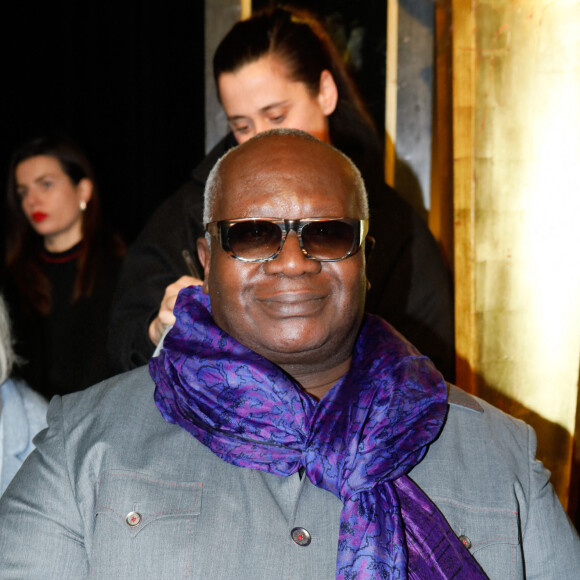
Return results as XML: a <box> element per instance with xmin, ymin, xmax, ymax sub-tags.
<box><xmin>228</xmin><ymin>220</ymin><xmax>282</xmax><ymax>260</ymax></box>
<box><xmin>302</xmin><ymin>220</ymin><xmax>356</xmax><ymax>260</ymax></box>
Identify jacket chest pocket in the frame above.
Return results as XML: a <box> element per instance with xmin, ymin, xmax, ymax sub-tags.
<box><xmin>91</xmin><ymin>470</ymin><xmax>202</xmax><ymax>578</ymax></box>
<box><xmin>434</xmin><ymin>497</ymin><xmax>522</xmax><ymax>579</ymax></box>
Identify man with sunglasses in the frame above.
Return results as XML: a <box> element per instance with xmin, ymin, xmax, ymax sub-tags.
<box><xmin>108</xmin><ymin>8</ymin><xmax>455</xmax><ymax>383</ymax></box>
<box><xmin>0</xmin><ymin>130</ymin><xmax>578</xmax><ymax>578</ymax></box>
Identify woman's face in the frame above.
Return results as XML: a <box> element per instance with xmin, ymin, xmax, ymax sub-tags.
<box><xmin>15</xmin><ymin>155</ymin><xmax>92</xmax><ymax>252</ymax></box>
<box><xmin>218</xmin><ymin>54</ymin><xmax>338</xmax><ymax>144</ymax></box>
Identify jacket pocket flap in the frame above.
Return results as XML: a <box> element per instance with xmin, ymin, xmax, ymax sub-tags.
<box><xmin>434</xmin><ymin>497</ymin><xmax>519</xmax><ymax>552</ymax></box>
<box><xmin>95</xmin><ymin>470</ymin><xmax>202</xmax><ymax>537</ymax></box>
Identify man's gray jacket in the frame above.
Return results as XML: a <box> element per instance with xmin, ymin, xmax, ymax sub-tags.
<box><xmin>0</xmin><ymin>366</ymin><xmax>578</xmax><ymax>578</ymax></box>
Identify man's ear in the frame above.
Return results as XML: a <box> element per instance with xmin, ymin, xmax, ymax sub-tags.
<box><xmin>196</xmin><ymin>236</ymin><xmax>211</xmax><ymax>294</ymax></box>
<box><xmin>317</xmin><ymin>70</ymin><xmax>338</xmax><ymax>116</ymax></box>
<box><xmin>364</xmin><ymin>236</ymin><xmax>375</xmax><ymax>292</ymax></box>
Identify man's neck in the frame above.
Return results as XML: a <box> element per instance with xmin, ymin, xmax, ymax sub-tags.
<box><xmin>289</xmin><ymin>357</ymin><xmax>352</xmax><ymax>401</ymax></box>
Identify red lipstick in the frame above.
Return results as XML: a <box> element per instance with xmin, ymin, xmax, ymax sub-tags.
<box><xmin>32</xmin><ymin>212</ymin><xmax>48</xmax><ymax>223</ymax></box>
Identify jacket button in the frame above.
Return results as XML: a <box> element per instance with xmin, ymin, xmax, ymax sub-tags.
<box><xmin>459</xmin><ymin>534</ymin><xmax>472</xmax><ymax>549</ymax></box>
<box><xmin>126</xmin><ymin>511</ymin><xmax>142</xmax><ymax>527</ymax></box>
<box><xmin>291</xmin><ymin>527</ymin><xmax>311</xmax><ymax>546</ymax></box>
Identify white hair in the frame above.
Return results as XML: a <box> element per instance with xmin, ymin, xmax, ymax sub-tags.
<box><xmin>0</xmin><ymin>294</ymin><xmax>19</xmax><ymax>385</ymax></box>
<box><xmin>203</xmin><ymin>129</ymin><xmax>369</xmax><ymax>228</ymax></box>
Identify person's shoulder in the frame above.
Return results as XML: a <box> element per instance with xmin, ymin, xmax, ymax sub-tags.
<box><xmin>61</xmin><ymin>365</ymin><xmax>152</xmax><ymax>405</ymax></box>
<box><xmin>413</xmin><ymin>384</ymin><xmax>578</xmax><ymax>577</ymax></box>
<box><xmin>0</xmin><ymin>378</ymin><xmax>47</xmax><ymax>449</ymax></box>
<box><xmin>446</xmin><ymin>382</ymin><xmax>529</xmax><ymax>435</ymax></box>
<box><xmin>55</xmin><ymin>366</ymin><xmax>156</xmax><ymax>429</ymax></box>
<box><xmin>41</xmin><ymin>366</ymin><xmax>174</xmax><ymax>464</ymax></box>
<box><xmin>447</xmin><ymin>383</ymin><xmax>484</xmax><ymax>413</ymax></box>
<box><xmin>412</xmin><ymin>383</ymin><xmax>535</xmax><ymax>499</ymax></box>
<box><xmin>437</xmin><ymin>383</ymin><xmax>533</xmax><ymax>469</ymax></box>
<box><xmin>0</xmin><ymin>378</ymin><xmax>47</xmax><ymax>415</ymax></box>
<box><xmin>44</xmin><ymin>366</ymin><xmax>208</xmax><ymax>486</ymax></box>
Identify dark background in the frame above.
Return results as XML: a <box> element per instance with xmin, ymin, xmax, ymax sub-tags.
<box><xmin>2</xmin><ymin>2</ymin><xmax>206</xmax><ymax>246</ymax></box>
<box><xmin>2</xmin><ymin>1</ymin><xmax>385</xmax><ymax>248</ymax></box>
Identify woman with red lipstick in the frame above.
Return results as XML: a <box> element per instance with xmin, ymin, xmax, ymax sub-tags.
<box><xmin>3</xmin><ymin>136</ymin><xmax>125</xmax><ymax>398</ymax></box>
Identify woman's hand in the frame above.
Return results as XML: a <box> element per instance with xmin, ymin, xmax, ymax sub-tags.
<box><xmin>148</xmin><ymin>275</ymin><xmax>202</xmax><ymax>345</ymax></box>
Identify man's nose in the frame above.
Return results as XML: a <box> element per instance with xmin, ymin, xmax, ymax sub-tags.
<box><xmin>264</xmin><ymin>232</ymin><xmax>321</xmax><ymax>276</ymax></box>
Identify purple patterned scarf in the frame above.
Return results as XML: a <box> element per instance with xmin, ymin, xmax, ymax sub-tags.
<box><xmin>150</xmin><ymin>286</ymin><xmax>486</xmax><ymax>579</ymax></box>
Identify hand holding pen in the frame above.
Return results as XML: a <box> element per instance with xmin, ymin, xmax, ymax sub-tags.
<box><xmin>148</xmin><ymin>249</ymin><xmax>203</xmax><ymax>347</ymax></box>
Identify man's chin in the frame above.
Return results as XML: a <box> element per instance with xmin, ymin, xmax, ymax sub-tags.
<box><xmin>250</xmin><ymin>334</ymin><xmax>334</xmax><ymax>367</ymax></box>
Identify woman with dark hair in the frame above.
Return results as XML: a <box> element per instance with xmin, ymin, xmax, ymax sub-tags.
<box><xmin>213</xmin><ymin>7</ymin><xmax>383</xmax><ymax>190</ymax></box>
<box><xmin>109</xmin><ymin>5</ymin><xmax>455</xmax><ymax>379</ymax></box>
<box><xmin>3</xmin><ymin>136</ymin><xmax>125</xmax><ymax>398</ymax></box>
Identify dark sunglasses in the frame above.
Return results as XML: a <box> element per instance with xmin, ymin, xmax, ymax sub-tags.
<box><xmin>205</xmin><ymin>217</ymin><xmax>370</xmax><ymax>262</ymax></box>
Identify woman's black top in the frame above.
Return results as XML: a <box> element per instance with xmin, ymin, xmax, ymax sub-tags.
<box><xmin>5</xmin><ymin>242</ymin><xmax>123</xmax><ymax>399</ymax></box>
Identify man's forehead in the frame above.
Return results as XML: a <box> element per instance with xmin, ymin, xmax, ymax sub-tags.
<box><xmin>227</xmin><ymin>134</ymin><xmax>346</xmax><ymax>172</ymax></box>
<box><xmin>208</xmin><ymin>133</ymin><xmax>365</xmax><ymax>219</ymax></box>
<box><xmin>220</xmin><ymin>136</ymin><xmax>353</xmax><ymax>195</ymax></box>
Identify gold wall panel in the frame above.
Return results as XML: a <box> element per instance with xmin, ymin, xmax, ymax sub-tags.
<box><xmin>454</xmin><ymin>0</ymin><xmax>580</xmax><ymax>507</ymax></box>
